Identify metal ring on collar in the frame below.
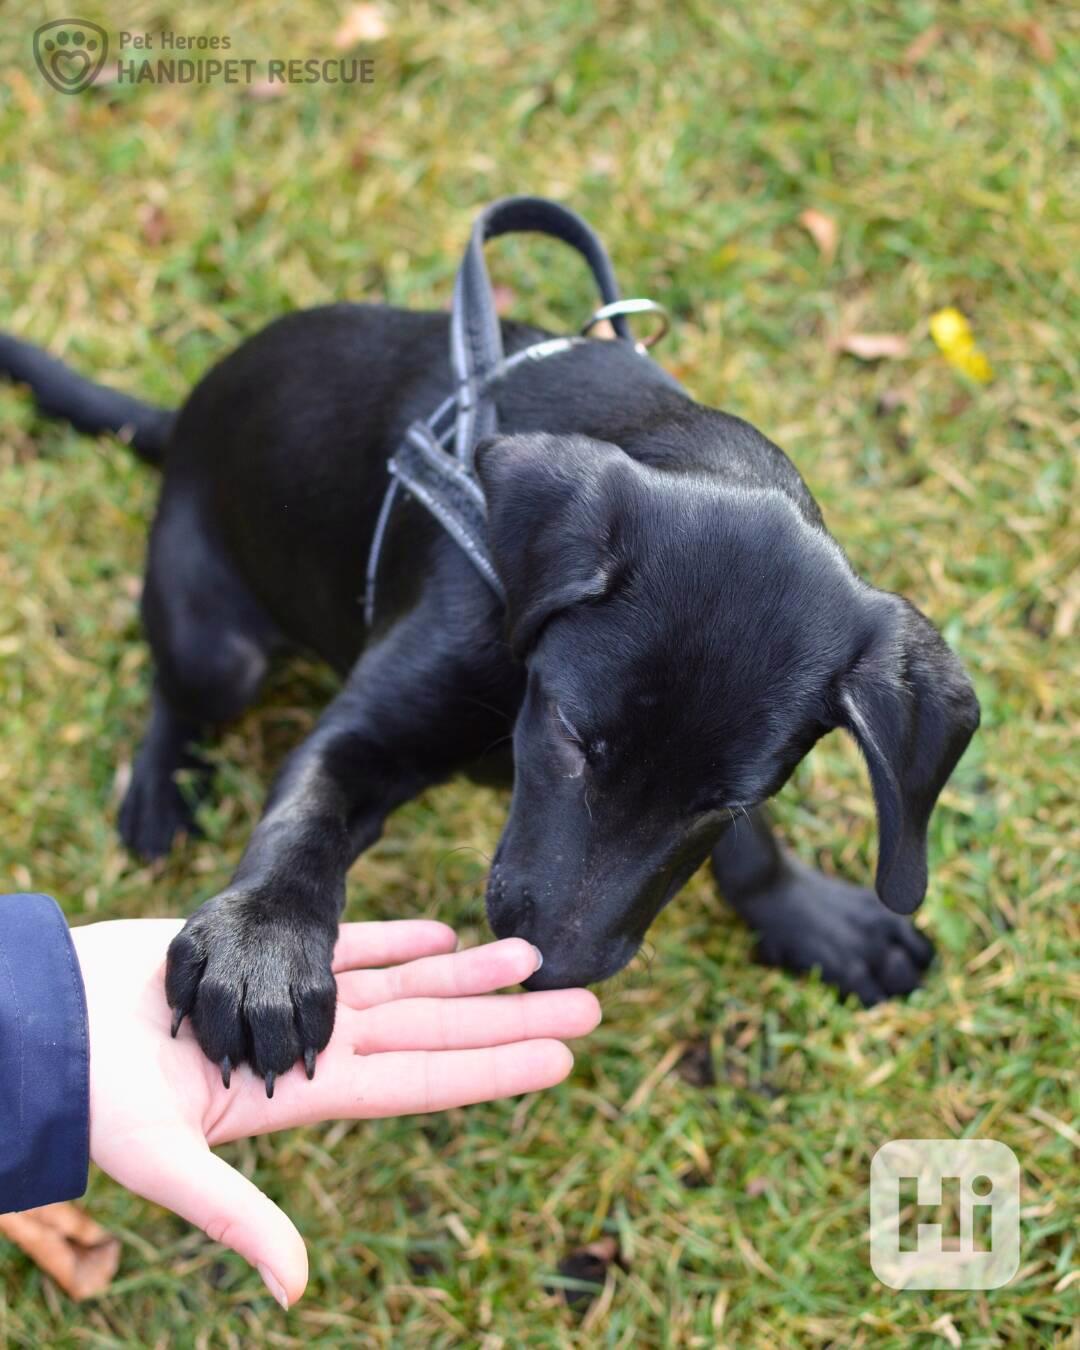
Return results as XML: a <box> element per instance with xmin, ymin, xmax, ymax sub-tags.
<box><xmin>581</xmin><ymin>297</ymin><xmax>670</xmax><ymax>351</ymax></box>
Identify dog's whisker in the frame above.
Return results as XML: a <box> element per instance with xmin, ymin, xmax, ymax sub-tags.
<box><xmin>480</xmin><ymin>732</ymin><xmax>513</xmax><ymax>756</ymax></box>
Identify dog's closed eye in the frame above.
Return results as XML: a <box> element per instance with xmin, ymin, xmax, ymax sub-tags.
<box><xmin>551</xmin><ymin>703</ymin><xmax>589</xmax><ymax>778</ymax></box>
<box><xmin>554</xmin><ymin>703</ymin><xmax>584</xmax><ymax>747</ymax></box>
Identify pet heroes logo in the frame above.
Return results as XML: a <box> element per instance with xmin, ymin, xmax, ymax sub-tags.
<box><xmin>33</xmin><ymin>19</ymin><xmax>108</xmax><ymax>93</ymax></box>
<box><xmin>32</xmin><ymin>19</ymin><xmax>376</xmax><ymax>93</ymax></box>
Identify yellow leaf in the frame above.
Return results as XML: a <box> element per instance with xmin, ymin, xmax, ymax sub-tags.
<box><xmin>929</xmin><ymin>306</ymin><xmax>994</xmax><ymax>383</ymax></box>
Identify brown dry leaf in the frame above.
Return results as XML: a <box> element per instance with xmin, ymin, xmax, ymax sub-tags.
<box><xmin>676</xmin><ymin>1037</ymin><xmax>716</xmax><ymax>1087</ymax></box>
<box><xmin>1012</xmin><ymin>20</ymin><xmax>1054</xmax><ymax>63</ymax></box>
<box><xmin>0</xmin><ymin>1202</ymin><xmax>120</xmax><ymax>1300</ymax></box>
<box><xmin>902</xmin><ymin>25</ymin><xmax>943</xmax><ymax>69</ymax></box>
<box><xmin>833</xmin><ymin>332</ymin><xmax>911</xmax><ymax>361</ymax></box>
<box><xmin>798</xmin><ymin>208</ymin><xmax>838</xmax><ymax>263</ymax></box>
<box><xmin>554</xmin><ymin>1236</ymin><xmax>622</xmax><ymax>1309</ymax></box>
<box><xmin>137</xmin><ymin>203</ymin><xmax>172</xmax><ymax>248</ymax></box>
<box><xmin>334</xmin><ymin>4</ymin><xmax>389</xmax><ymax>49</ymax></box>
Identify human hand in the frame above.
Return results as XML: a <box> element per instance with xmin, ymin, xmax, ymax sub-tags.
<box><xmin>70</xmin><ymin>919</ymin><xmax>600</xmax><ymax>1307</ymax></box>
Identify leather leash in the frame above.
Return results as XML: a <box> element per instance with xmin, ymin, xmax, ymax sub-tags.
<box><xmin>363</xmin><ymin>195</ymin><xmax>668</xmax><ymax>628</ymax></box>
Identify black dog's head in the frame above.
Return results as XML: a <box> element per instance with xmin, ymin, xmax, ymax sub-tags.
<box><xmin>476</xmin><ymin>433</ymin><xmax>979</xmax><ymax>989</ymax></box>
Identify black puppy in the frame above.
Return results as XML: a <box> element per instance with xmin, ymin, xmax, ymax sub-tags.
<box><xmin>0</xmin><ymin>285</ymin><xmax>979</xmax><ymax>1091</ymax></box>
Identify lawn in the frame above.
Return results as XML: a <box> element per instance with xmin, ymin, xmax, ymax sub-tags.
<box><xmin>0</xmin><ymin>0</ymin><xmax>1077</xmax><ymax>1344</ymax></box>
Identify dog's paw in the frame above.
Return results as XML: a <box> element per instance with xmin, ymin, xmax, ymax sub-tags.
<box><xmin>118</xmin><ymin>748</ymin><xmax>208</xmax><ymax>860</ymax></box>
<box><xmin>744</xmin><ymin>858</ymin><xmax>934</xmax><ymax>1006</ymax></box>
<box><xmin>166</xmin><ymin>889</ymin><xmax>338</xmax><ymax>1093</ymax></box>
<box><xmin>118</xmin><ymin>768</ymin><xmax>197</xmax><ymax>861</ymax></box>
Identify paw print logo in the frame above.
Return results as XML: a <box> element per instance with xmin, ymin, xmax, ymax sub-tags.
<box><xmin>33</xmin><ymin>19</ymin><xmax>108</xmax><ymax>94</ymax></box>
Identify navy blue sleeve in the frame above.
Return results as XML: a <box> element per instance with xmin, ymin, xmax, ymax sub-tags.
<box><xmin>0</xmin><ymin>893</ymin><xmax>90</xmax><ymax>1213</ymax></box>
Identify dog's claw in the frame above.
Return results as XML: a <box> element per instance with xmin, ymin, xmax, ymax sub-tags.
<box><xmin>265</xmin><ymin>1071</ymin><xmax>276</xmax><ymax>1099</ymax></box>
<box><xmin>220</xmin><ymin>1056</ymin><xmax>232</xmax><ymax>1090</ymax></box>
<box><xmin>170</xmin><ymin>1006</ymin><xmax>184</xmax><ymax>1038</ymax></box>
<box><xmin>304</xmin><ymin>1047</ymin><xmax>317</xmax><ymax>1081</ymax></box>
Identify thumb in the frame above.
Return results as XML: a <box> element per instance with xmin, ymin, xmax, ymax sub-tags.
<box><xmin>115</xmin><ymin>1128</ymin><xmax>308</xmax><ymax>1308</ymax></box>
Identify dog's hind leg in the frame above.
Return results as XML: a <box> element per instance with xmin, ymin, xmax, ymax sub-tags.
<box><xmin>710</xmin><ymin>808</ymin><xmax>934</xmax><ymax>1006</ymax></box>
<box><xmin>119</xmin><ymin>491</ymin><xmax>277</xmax><ymax>859</ymax></box>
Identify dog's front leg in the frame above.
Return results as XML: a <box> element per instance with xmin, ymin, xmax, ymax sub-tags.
<box><xmin>165</xmin><ymin>600</ymin><xmax>513</xmax><ymax>1092</ymax></box>
<box><xmin>711</xmin><ymin>808</ymin><xmax>934</xmax><ymax>1006</ymax></box>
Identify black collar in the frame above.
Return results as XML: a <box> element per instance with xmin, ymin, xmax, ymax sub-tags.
<box><xmin>364</xmin><ymin>196</ymin><xmax>666</xmax><ymax>629</ymax></box>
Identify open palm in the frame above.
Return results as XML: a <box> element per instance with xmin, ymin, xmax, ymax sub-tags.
<box><xmin>71</xmin><ymin>918</ymin><xmax>600</xmax><ymax>1307</ymax></box>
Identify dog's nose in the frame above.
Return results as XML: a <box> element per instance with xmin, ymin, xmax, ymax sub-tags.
<box><xmin>485</xmin><ymin>873</ymin><xmax>536</xmax><ymax>942</ymax></box>
<box><xmin>520</xmin><ymin>955</ymin><xmax>597</xmax><ymax>991</ymax></box>
<box><xmin>487</xmin><ymin>887</ymin><xmax>595</xmax><ymax>987</ymax></box>
<box><xmin>486</xmin><ymin>871</ymin><xmax>641</xmax><ymax>988</ymax></box>
<box><xmin>515</xmin><ymin>961</ymin><xmax>569</xmax><ymax>993</ymax></box>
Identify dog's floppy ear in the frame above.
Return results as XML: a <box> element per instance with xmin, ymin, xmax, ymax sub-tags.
<box><xmin>475</xmin><ymin>433</ymin><xmax>632</xmax><ymax>655</ymax></box>
<box><xmin>837</xmin><ymin>594</ymin><xmax>980</xmax><ymax>915</ymax></box>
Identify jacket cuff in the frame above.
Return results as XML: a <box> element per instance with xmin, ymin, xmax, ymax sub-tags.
<box><xmin>0</xmin><ymin>893</ymin><xmax>90</xmax><ymax>1213</ymax></box>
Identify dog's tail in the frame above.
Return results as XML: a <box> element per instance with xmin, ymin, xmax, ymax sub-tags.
<box><xmin>0</xmin><ymin>332</ymin><xmax>175</xmax><ymax>465</ymax></box>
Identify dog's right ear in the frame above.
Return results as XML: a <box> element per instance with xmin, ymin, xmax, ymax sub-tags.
<box><xmin>474</xmin><ymin>433</ymin><xmax>634</xmax><ymax>656</ymax></box>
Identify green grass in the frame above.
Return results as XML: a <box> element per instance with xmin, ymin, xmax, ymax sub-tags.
<box><xmin>1</xmin><ymin>0</ymin><xmax>1077</xmax><ymax>1344</ymax></box>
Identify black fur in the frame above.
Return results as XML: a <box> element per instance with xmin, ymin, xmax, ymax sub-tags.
<box><xmin>1</xmin><ymin>302</ymin><xmax>979</xmax><ymax>1084</ymax></box>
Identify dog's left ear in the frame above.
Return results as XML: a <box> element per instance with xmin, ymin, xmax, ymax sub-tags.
<box><xmin>837</xmin><ymin>594</ymin><xmax>980</xmax><ymax>915</ymax></box>
<box><xmin>475</xmin><ymin>433</ymin><xmax>634</xmax><ymax>655</ymax></box>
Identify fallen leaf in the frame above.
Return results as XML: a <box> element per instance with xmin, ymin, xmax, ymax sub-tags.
<box><xmin>676</xmin><ymin>1038</ymin><xmax>716</xmax><ymax>1087</ymax></box>
<box><xmin>929</xmin><ymin>306</ymin><xmax>994</xmax><ymax>383</ymax></box>
<box><xmin>334</xmin><ymin>3</ymin><xmax>389</xmax><ymax>49</ymax></box>
<box><xmin>745</xmin><ymin>1175</ymin><xmax>770</xmax><ymax>1197</ymax></box>
<box><xmin>0</xmin><ymin>1203</ymin><xmax>120</xmax><ymax>1300</ymax></box>
<box><xmin>902</xmin><ymin>25</ymin><xmax>943</xmax><ymax>69</ymax></box>
<box><xmin>553</xmin><ymin>1236</ymin><xmax>622</xmax><ymax>1310</ymax></box>
<box><xmin>834</xmin><ymin>332</ymin><xmax>911</xmax><ymax>361</ymax></box>
<box><xmin>137</xmin><ymin>203</ymin><xmax>172</xmax><ymax>247</ymax></box>
<box><xmin>1012</xmin><ymin>20</ymin><xmax>1054</xmax><ymax>63</ymax></box>
<box><xmin>798</xmin><ymin>208</ymin><xmax>838</xmax><ymax>263</ymax></box>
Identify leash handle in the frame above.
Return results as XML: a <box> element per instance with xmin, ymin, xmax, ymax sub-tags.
<box><xmin>450</xmin><ymin>196</ymin><xmax>631</xmax><ymax>465</ymax></box>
